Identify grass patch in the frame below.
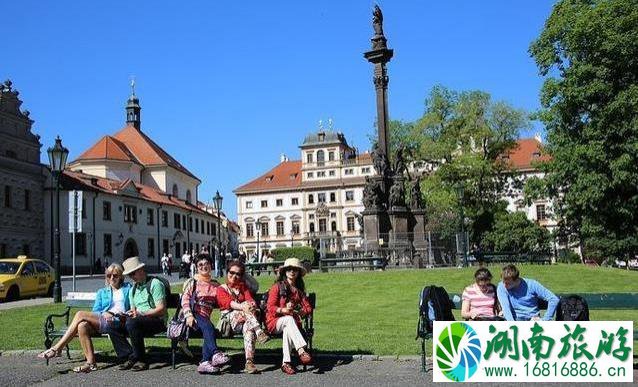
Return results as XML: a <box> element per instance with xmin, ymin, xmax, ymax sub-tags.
<box><xmin>1</xmin><ymin>264</ymin><xmax>636</xmax><ymax>355</ymax></box>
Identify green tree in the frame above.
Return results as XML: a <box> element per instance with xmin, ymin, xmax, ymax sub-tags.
<box><xmin>481</xmin><ymin>212</ymin><xmax>552</xmax><ymax>254</ymax></box>
<box><xmin>529</xmin><ymin>0</ymin><xmax>638</xmax><ymax>261</ymax></box>
<box><xmin>406</xmin><ymin>86</ymin><xmax>530</xmax><ymax>243</ymax></box>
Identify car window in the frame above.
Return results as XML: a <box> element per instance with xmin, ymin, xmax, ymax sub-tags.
<box><xmin>21</xmin><ymin>262</ymin><xmax>36</xmax><ymax>276</ymax></box>
<box><xmin>0</xmin><ymin>262</ymin><xmax>20</xmax><ymax>274</ymax></box>
<box><xmin>34</xmin><ymin>261</ymin><xmax>51</xmax><ymax>274</ymax></box>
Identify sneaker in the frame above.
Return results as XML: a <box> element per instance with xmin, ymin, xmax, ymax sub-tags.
<box><xmin>118</xmin><ymin>359</ymin><xmax>136</xmax><ymax>370</ymax></box>
<box><xmin>197</xmin><ymin>361</ymin><xmax>220</xmax><ymax>374</ymax></box>
<box><xmin>256</xmin><ymin>330</ymin><xmax>270</xmax><ymax>344</ymax></box>
<box><xmin>211</xmin><ymin>351</ymin><xmax>230</xmax><ymax>367</ymax></box>
<box><xmin>299</xmin><ymin>350</ymin><xmax>313</xmax><ymax>365</ymax></box>
<box><xmin>244</xmin><ymin>359</ymin><xmax>260</xmax><ymax>374</ymax></box>
<box><xmin>281</xmin><ymin>362</ymin><xmax>296</xmax><ymax>375</ymax></box>
<box><xmin>131</xmin><ymin>361</ymin><xmax>149</xmax><ymax>372</ymax></box>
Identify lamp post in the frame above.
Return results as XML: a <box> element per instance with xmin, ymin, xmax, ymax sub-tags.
<box><xmin>456</xmin><ymin>184</ymin><xmax>468</xmax><ymax>267</ymax></box>
<box><xmin>47</xmin><ymin>136</ymin><xmax>69</xmax><ymax>303</ymax></box>
<box><xmin>213</xmin><ymin>191</ymin><xmax>223</xmax><ymax>276</ymax></box>
<box><xmin>256</xmin><ymin>220</ymin><xmax>262</xmax><ymax>262</ymax></box>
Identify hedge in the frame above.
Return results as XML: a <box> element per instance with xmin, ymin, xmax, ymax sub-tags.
<box><xmin>271</xmin><ymin>246</ymin><xmax>318</xmax><ymax>264</ymax></box>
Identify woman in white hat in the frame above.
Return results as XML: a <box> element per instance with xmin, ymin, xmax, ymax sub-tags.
<box><xmin>265</xmin><ymin>258</ymin><xmax>313</xmax><ymax>375</ymax></box>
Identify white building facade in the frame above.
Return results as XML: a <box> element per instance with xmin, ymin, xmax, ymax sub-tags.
<box><xmin>235</xmin><ymin>130</ymin><xmax>375</xmax><ymax>258</ymax></box>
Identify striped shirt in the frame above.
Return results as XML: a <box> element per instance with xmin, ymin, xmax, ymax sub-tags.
<box><xmin>462</xmin><ymin>283</ymin><xmax>496</xmax><ymax>317</ymax></box>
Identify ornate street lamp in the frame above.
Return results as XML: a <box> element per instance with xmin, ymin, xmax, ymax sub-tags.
<box><xmin>456</xmin><ymin>184</ymin><xmax>468</xmax><ymax>267</ymax></box>
<box><xmin>256</xmin><ymin>220</ymin><xmax>262</xmax><ymax>262</ymax></box>
<box><xmin>213</xmin><ymin>191</ymin><xmax>223</xmax><ymax>275</ymax></box>
<box><xmin>47</xmin><ymin>136</ymin><xmax>69</xmax><ymax>303</ymax></box>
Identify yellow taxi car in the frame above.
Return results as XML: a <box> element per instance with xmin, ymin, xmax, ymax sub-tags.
<box><xmin>0</xmin><ymin>256</ymin><xmax>55</xmax><ymax>302</ymax></box>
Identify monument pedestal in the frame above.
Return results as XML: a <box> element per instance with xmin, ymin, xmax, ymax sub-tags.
<box><xmin>388</xmin><ymin>207</ymin><xmax>410</xmax><ymax>250</ymax></box>
<box><xmin>362</xmin><ymin>208</ymin><xmax>389</xmax><ymax>253</ymax></box>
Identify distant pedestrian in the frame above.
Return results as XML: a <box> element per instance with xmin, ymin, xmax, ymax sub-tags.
<box><xmin>95</xmin><ymin>258</ymin><xmax>102</xmax><ymax>274</ymax></box>
<box><xmin>161</xmin><ymin>253</ymin><xmax>170</xmax><ymax>276</ymax></box>
<box><xmin>167</xmin><ymin>254</ymin><xmax>173</xmax><ymax>276</ymax></box>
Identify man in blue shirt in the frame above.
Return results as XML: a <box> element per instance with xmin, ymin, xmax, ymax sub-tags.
<box><xmin>497</xmin><ymin>264</ymin><xmax>559</xmax><ymax>321</ymax></box>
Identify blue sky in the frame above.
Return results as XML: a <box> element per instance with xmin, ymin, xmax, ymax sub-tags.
<box><xmin>3</xmin><ymin>0</ymin><xmax>555</xmax><ymax>220</ymax></box>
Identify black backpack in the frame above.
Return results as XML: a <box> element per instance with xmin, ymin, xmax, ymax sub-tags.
<box><xmin>556</xmin><ymin>295</ymin><xmax>589</xmax><ymax>321</ymax></box>
<box><xmin>417</xmin><ymin>285</ymin><xmax>455</xmax><ymax>339</ymax></box>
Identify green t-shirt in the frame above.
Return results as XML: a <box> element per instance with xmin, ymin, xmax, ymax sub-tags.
<box><xmin>130</xmin><ymin>277</ymin><xmax>167</xmax><ymax>320</ymax></box>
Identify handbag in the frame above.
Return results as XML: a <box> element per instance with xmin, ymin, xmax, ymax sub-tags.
<box><xmin>217</xmin><ymin>312</ymin><xmax>233</xmax><ymax>338</ymax></box>
<box><xmin>167</xmin><ymin>314</ymin><xmax>189</xmax><ymax>340</ymax></box>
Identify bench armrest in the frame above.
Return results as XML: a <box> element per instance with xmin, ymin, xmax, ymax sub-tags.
<box><xmin>303</xmin><ymin>293</ymin><xmax>316</xmax><ymax>339</ymax></box>
<box><xmin>43</xmin><ymin>306</ymin><xmax>71</xmax><ymax>349</ymax></box>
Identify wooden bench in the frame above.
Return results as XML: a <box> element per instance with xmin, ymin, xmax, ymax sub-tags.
<box><xmin>44</xmin><ymin>290</ymin><xmax>316</xmax><ymax>369</ymax></box>
<box><xmin>418</xmin><ymin>292</ymin><xmax>638</xmax><ymax>372</ymax></box>
<box><xmin>318</xmin><ymin>257</ymin><xmax>387</xmax><ymax>272</ymax></box>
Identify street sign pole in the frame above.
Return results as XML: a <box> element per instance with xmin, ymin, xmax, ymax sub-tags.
<box><xmin>72</xmin><ymin>191</ymin><xmax>77</xmax><ymax>292</ymax></box>
<box><xmin>68</xmin><ymin>190</ymin><xmax>83</xmax><ymax>292</ymax></box>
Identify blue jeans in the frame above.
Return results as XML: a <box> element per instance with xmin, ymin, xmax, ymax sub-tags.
<box><xmin>194</xmin><ymin>314</ymin><xmax>219</xmax><ymax>362</ymax></box>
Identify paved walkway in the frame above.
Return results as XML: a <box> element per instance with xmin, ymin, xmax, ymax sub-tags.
<box><xmin>0</xmin><ymin>352</ymin><xmax>635</xmax><ymax>386</ymax></box>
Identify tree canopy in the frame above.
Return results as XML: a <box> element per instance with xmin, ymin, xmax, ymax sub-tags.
<box><xmin>528</xmin><ymin>0</ymin><xmax>638</xmax><ymax>259</ymax></box>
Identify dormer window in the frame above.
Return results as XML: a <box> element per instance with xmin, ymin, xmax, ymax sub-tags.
<box><xmin>265</xmin><ymin>175</ymin><xmax>273</xmax><ymax>182</ymax></box>
<box><xmin>172</xmin><ymin>184</ymin><xmax>179</xmax><ymax>198</ymax></box>
<box><xmin>289</xmin><ymin>173</ymin><xmax>297</xmax><ymax>180</ymax></box>
<box><xmin>532</xmin><ymin>151</ymin><xmax>541</xmax><ymax>158</ymax></box>
<box><xmin>318</xmin><ymin>132</ymin><xmax>325</xmax><ymax>142</ymax></box>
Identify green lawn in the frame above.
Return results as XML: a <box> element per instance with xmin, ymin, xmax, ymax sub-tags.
<box><xmin>1</xmin><ymin>264</ymin><xmax>636</xmax><ymax>356</ymax></box>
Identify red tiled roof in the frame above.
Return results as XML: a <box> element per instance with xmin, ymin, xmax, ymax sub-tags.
<box><xmin>234</xmin><ymin>161</ymin><xmax>302</xmax><ymax>194</ymax></box>
<box><xmin>73</xmin><ymin>125</ymin><xmax>199</xmax><ymax>181</ymax></box>
<box><xmin>61</xmin><ymin>170</ymin><xmax>211</xmax><ymax>216</ymax></box>
<box><xmin>506</xmin><ymin>138</ymin><xmax>551</xmax><ymax>171</ymax></box>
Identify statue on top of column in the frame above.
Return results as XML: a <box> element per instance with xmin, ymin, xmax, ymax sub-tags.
<box><xmin>372</xmin><ymin>5</ymin><xmax>384</xmax><ymax>37</ymax></box>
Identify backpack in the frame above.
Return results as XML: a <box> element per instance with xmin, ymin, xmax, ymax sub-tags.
<box><xmin>259</xmin><ymin>282</ymin><xmax>288</xmax><ymax>322</ymax></box>
<box><xmin>556</xmin><ymin>295</ymin><xmax>589</xmax><ymax>321</ymax></box>
<box><xmin>132</xmin><ymin>275</ymin><xmax>172</xmax><ymax>309</ymax></box>
<box><xmin>417</xmin><ymin>285</ymin><xmax>455</xmax><ymax>339</ymax></box>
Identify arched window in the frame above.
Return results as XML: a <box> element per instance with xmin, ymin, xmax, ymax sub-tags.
<box><xmin>186</xmin><ymin>189</ymin><xmax>192</xmax><ymax>203</ymax></box>
<box><xmin>309</xmin><ymin>222</ymin><xmax>315</xmax><ymax>233</ymax></box>
<box><xmin>331</xmin><ymin>221</ymin><xmax>337</xmax><ymax>232</ymax></box>
<box><xmin>172</xmin><ymin>184</ymin><xmax>179</xmax><ymax>197</ymax></box>
<box><xmin>316</xmin><ymin>150</ymin><xmax>325</xmax><ymax>165</ymax></box>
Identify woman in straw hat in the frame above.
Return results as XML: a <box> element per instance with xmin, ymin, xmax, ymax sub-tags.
<box><xmin>265</xmin><ymin>257</ymin><xmax>313</xmax><ymax>375</ymax></box>
<box><xmin>37</xmin><ymin>263</ymin><xmax>132</xmax><ymax>373</ymax></box>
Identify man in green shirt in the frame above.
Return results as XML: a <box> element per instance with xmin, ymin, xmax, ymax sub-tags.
<box><xmin>109</xmin><ymin>257</ymin><xmax>167</xmax><ymax>371</ymax></box>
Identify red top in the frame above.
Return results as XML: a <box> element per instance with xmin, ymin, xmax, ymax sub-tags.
<box><xmin>216</xmin><ymin>281</ymin><xmax>255</xmax><ymax>311</ymax></box>
<box><xmin>265</xmin><ymin>281</ymin><xmax>313</xmax><ymax>333</ymax></box>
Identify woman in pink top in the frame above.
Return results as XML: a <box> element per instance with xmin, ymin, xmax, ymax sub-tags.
<box><xmin>181</xmin><ymin>254</ymin><xmax>230</xmax><ymax>374</ymax></box>
<box><xmin>461</xmin><ymin>268</ymin><xmax>501</xmax><ymax>320</ymax></box>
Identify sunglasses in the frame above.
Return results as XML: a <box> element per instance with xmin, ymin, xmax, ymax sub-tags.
<box><xmin>106</xmin><ymin>273</ymin><xmax>121</xmax><ymax>279</ymax></box>
<box><xmin>197</xmin><ymin>262</ymin><xmax>211</xmax><ymax>268</ymax></box>
<box><xmin>228</xmin><ymin>270</ymin><xmax>243</xmax><ymax>277</ymax></box>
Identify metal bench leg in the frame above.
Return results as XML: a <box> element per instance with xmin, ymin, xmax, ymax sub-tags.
<box><xmin>421</xmin><ymin>337</ymin><xmax>426</xmax><ymax>373</ymax></box>
<box><xmin>171</xmin><ymin>339</ymin><xmax>177</xmax><ymax>369</ymax></box>
<box><xmin>65</xmin><ymin>345</ymin><xmax>71</xmax><ymax>360</ymax></box>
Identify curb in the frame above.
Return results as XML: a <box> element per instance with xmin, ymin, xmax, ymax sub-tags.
<box><xmin>0</xmin><ymin>350</ymin><xmax>420</xmax><ymax>362</ymax></box>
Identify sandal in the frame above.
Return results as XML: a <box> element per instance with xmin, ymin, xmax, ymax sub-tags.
<box><xmin>73</xmin><ymin>362</ymin><xmax>97</xmax><ymax>373</ymax></box>
<box><xmin>37</xmin><ymin>348</ymin><xmax>61</xmax><ymax>360</ymax></box>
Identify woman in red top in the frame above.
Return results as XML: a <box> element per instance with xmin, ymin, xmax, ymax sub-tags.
<box><xmin>216</xmin><ymin>260</ymin><xmax>269</xmax><ymax>374</ymax></box>
<box><xmin>266</xmin><ymin>258</ymin><xmax>313</xmax><ymax>375</ymax></box>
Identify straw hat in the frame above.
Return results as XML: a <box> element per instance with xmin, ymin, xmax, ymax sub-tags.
<box><xmin>122</xmin><ymin>256</ymin><xmax>146</xmax><ymax>275</ymax></box>
<box><xmin>280</xmin><ymin>257</ymin><xmax>306</xmax><ymax>276</ymax></box>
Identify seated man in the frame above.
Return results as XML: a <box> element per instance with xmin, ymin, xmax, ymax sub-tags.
<box><xmin>107</xmin><ymin>256</ymin><xmax>167</xmax><ymax>371</ymax></box>
<box><xmin>496</xmin><ymin>264</ymin><xmax>559</xmax><ymax>321</ymax></box>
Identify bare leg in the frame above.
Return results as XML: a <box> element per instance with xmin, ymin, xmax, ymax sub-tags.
<box><xmin>53</xmin><ymin>311</ymin><xmax>100</xmax><ymax>351</ymax></box>
<box><xmin>77</xmin><ymin>321</ymin><xmax>96</xmax><ymax>364</ymax></box>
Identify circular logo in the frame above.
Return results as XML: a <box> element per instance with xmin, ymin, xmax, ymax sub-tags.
<box><xmin>435</xmin><ymin>322</ymin><xmax>482</xmax><ymax>382</ymax></box>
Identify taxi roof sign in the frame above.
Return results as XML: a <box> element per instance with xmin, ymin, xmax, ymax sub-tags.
<box><xmin>17</xmin><ymin>255</ymin><xmax>28</xmax><ymax>260</ymax></box>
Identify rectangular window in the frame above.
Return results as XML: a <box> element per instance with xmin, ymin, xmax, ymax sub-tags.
<box><xmin>75</xmin><ymin>233</ymin><xmax>87</xmax><ymax>256</ymax></box>
<box><xmin>345</xmin><ymin>168</ymin><xmax>354</xmax><ymax>175</ymax></box>
<box><xmin>207</xmin><ymin>222</ymin><xmax>211</xmax><ymax>235</ymax></box>
<box><xmin>362</xmin><ymin>167</ymin><xmax>371</xmax><ymax>173</ymax></box>
<box><xmin>3</xmin><ymin>186</ymin><xmax>10</xmax><ymax>208</ymax></box>
<box><xmin>292</xmin><ymin>221</ymin><xmax>300</xmax><ymax>235</ymax></box>
<box><xmin>330</xmin><ymin>192</ymin><xmax>336</xmax><ymax>202</ymax></box>
<box><xmin>195</xmin><ymin>218</ymin><xmax>199</xmax><ymax>233</ymax></box>
<box><xmin>24</xmin><ymin>189</ymin><xmax>30</xmax><ymax>210</ymax></box>
<box><xmin>147</xmin><ymin>208</ymin><xmax>154</xmax><ymax>225</ymax></box>
<box><xmin>291</xmin><ymin>197</ymin><xmax>299</xmax><ymax>205</ymax></box>
<box><xmin>347</xmin><ymin>217</ymin><xmax>355</xmax><ymax>232</ymax></box>
<box><xmin>103</xmin><ymin>201</ymin><xmax>112</xmax><ymax>221</ymax></box>
<box><xmin>309</xmin><ymin>214</ymin><xmax>314</xmax><ymax>220</ymax></box>
<box><xmin>174</xmin><ymin>213</ymin><xmax>181</xmax><ymax>229</ymax></box>
<box><xmin>276</xmin><ymin>199</ymin><xmax>283</xmax><ymax>207</ymax></box>
<box><xmin>201</xmin><ymin>219</ymin><xmax>205</xmax><ymax>234</ymax></box>
<box><xmin>261</xmin><ymin>200</ymin><xmax>268</xmax><ymax>208</ymax></box>
<box><xmin>260</xmin><ymin>222</ymin><xmax>269</xmax><ymax>237</ymax></box>
<box><xmin>307</xmin><ymin>172</ymin><xmax>313</xmax><ymax>178</ymax></box>
<box><xmin>246</xmin><ymin>201</ymin><xmax>253</xmax><ymax>209</ymax></box>
<box><xmin>161</xmin><ymin>210</ymin><xmax>168</xmax><ymax>227</ymax></box>
<box><xmin>276</xmin><ymin>221</ymin><xmax>284</xmax><ymax>236</ymax></box>
<box><xmin>82</xmin><ymin>199</ymin><xmax>87</xmax><ymax>219</ymax></box>
<box><xmin>163</xmin><ymin>239</ymin><xmax>169</xmax><ymax>255</ymax></box>
<box><xmin>308</xmin><ymin>194</ymin><xmax>314</xmax><ymax>204</ymax></box>
<box><xmin>317</xmin><ymin>171</ymin><xmax>325</xmax><ymax>177</ymax></box>
<box><xmin>329</xmin><ymin>170</ymin><xmax>335</xmax><ymax>177</ymax></box>
<box><xmin>346</xmin><ymin>190</ymin><xmax>354</xmax><ymax>201</ymax></box>
<box><xmin>307</xmin><ymin>153</ymin><xmax>313</xmax><ymax>163</ymax></box>
<box><xmin>182</xmin><ymin>215</ymin><xmax>186</xmax><ymax>230</ymax></box>
<box><xmin>212</xmin><ymin>223</ymin><xmax>217</xmax><ymax>236</ymax></box>
<box><xmin>328</xmin><ymin>151</ymin><xmax>335</xmax><ymax>161</ymax></box>
<box><xmin>124</xmin><ymin>205</ymin><xmax>137</xmax><ymax>223</ymax></box>
<box><xmin>536</xmin><ymin>204</ymin><xmax>547</xmax><ymax>221</ymax></box>
<box><xmin>318</xmin><ymin>193</ymin><xmax>326</xmax><ymax>203</ymax></box>
<box><xmin>319</xmin><ymin>219</ymin><xmax>327</xmax><ymax>233</ymax></box>
<box><xmin>189</xmin><ymin>217</ymin><xmax>193</xmax><ymax>232</ymax></box>
<box><xmin>103</xmin><ymin>234</ymin><xmax>112</xmax><ymax>257</ymax></box>
<box><xmin>246</xmin><ymin>223</ymin><xmax>254</xmax><ymax>237</ymax></box>
<box><xmin>148</xmin><ymin>238</ymin><xmax>155</xmax><ymax>258</ymax></box>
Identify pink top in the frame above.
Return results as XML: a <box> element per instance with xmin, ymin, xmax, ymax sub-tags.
<box><xmin>462</xmin><ymin>283</ymin><xmax>496</xmax><ymax>317</ymax></box>
<box><xmin>181</xmin><ymin>276</ymin><xmax>219</xmax><ymax>318</ymax></box>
